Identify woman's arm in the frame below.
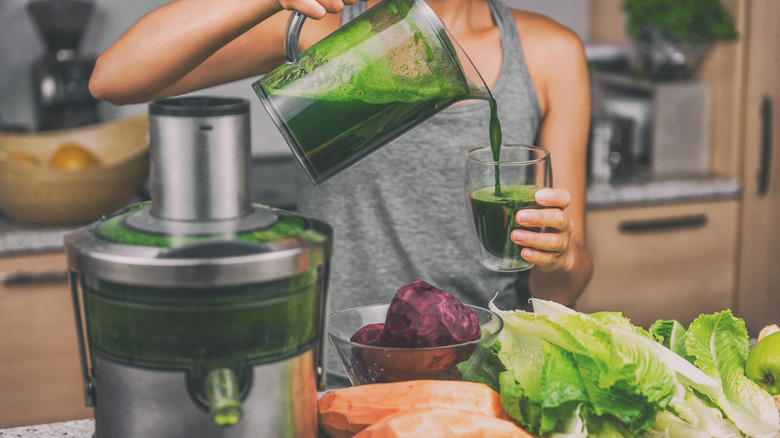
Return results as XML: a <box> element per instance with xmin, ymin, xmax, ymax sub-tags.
<box><xmin>89</xmin><ymin>0</ymin><xmax>352</xmax><ymax>104</ymax></box>
<box><xmin>511</xmin><ymin>11</ymin><xmax>594</xmax><ymax>306</ymax></box>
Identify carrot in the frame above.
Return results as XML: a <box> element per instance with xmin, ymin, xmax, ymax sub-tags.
<box><xmin>352</xmin><ymin>407</ymin><xmax>537</xmax><ymax>438</ymax></box>
<box><xmin>318</xmin><ymin>380</ymin><xmax>511</xmax><ymax>438</ymax></box>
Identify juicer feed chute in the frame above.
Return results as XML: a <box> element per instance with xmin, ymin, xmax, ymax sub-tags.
<box><xmin>65</xmin><ymin>96</ymin><xmax>332</xmax><ymax>438</ymax></box>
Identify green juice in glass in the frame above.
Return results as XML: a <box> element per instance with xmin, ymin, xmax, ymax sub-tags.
<box><xmin>469</xmin><ymin>184</ymin><xmax>541</xmax><ymax>267</ymax></box>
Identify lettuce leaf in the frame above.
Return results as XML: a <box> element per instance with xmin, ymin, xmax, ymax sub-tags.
<box><xmin>490</xmin><ymin>300</ymin><xmax>676</xmax><ymax>436</ymax></box>
<box><xmin>683</xmin><ymin>311</ymin><xmax>780</xmax><ymax>437</ymax></box>
<box><xmin>489</xmin><ymin>299</ymin><xmax>780</xmax><ymax>437</ymax></box>
<box><xmin>649</xmin><ymin>319</ymin><xmax>693</xmax><ymax>363</ymax></box>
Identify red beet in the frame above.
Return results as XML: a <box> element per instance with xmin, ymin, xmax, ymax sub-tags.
<box><xmin>346</xmin><ymin>281</ymin><xmax>482</xmax><ymax>384</ymax></box>
<box><xmin>350</xmin><ymin>323</ymin><xmax>385</xmax><ymax>346</ymax></box>
<box><xmin>380</xmin><ymin>280</ymin><xmax>481</xmax><ymax>348</ymax></box>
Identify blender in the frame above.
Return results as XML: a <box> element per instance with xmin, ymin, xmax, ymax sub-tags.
<box><xmin>27</xmin><ymin>0</ymin><xmax>99</xmax><ymax>130</ymax></box>
<box><xmin>65</xmin><ymin>96</ymin><xmax>332</xmax><ymax>438</ymax></box>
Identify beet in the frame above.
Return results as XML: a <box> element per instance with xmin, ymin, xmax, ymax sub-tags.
<box><xmin>350</xmin><ymin>323</ymin><xmax>385</xmax><ymax>346</ymax></box>
<box><xmin>346</xmin><ymin>281</ymin><xmax>482</xmax><ymax>384</ymax></box>
<box><xmin>380</xmin><ymin>280</ymin><xmax>481</xmax><ymax>348</ymax></box>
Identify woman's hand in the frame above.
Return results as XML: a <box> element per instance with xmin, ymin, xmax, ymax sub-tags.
<box><xmin>279</xmin><ymin>0</ymin><xmax>360</xmax><ymax>19</ymax></box>
<box><xmin>510</xmin><ymin>188</ymin><xmax>576</xmax><ymax>273</ymax></box>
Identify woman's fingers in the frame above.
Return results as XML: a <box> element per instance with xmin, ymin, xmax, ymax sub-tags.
<box><xmin>511</xmin><ymin>228</ymin><xmax>568</xmax><ymax>254</ymax></box>
<box><xmin>535</xmin><ymin>188</ymin><xmax>571</xmax><ymax>208</ymax></box>
<box><xmin>279</xmin><ymin>0</ymin><xmax>350</xmax><ymax>18</ymax></box>
<box><xmin>515</xmin><ymin>206</ymin><xmax>571</xmax><ymax>232</ymax></box>
<box><xmin>510</xmin><ymin>188</ymin><xmax>575</xmax><ymax>271</ymax></box>
<box><xmin>317</xmin><ymin>0</ymin><xmax>348</xmax><ymax>13</ymax></box>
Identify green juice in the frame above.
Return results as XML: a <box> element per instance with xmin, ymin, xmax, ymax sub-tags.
<box><xmin>272</xmin><ymin>93</ymin><xmax>460</xmax><ymax>182</ymax></box>
<box><xmin>254</xmin><ymin>1</ymin><xmax>474</xmax><ymax>182</ymax></box>
<box><xmin>81</xmin><ymin>273</ymin><xmax>322</xmax><ymax>370</ymax></box>
<box><xmin>470</xmin><ymin>184</ymin><xmax>541</xmax><ymax>260</ymax></box>
<box><xmin>487</xmin><ymin>97</ymin><xmax>503</xmax><ymax>194</ymax></box>
<box><xmin>81</xmin><ymin>273</ymin><xmax>323</xmax><ymax>407</ymax></box>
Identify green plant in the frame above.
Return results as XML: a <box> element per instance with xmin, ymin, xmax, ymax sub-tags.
<box><xmin>623</xmin><ymin>0</ymin><xmax>739</xmax><ymax>45</ymax></box>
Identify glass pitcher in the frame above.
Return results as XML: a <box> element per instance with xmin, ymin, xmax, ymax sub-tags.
<box><xmin>253</xmin><ymin>0</ymin><xmax>491</xmax><ymax>185</ymax></box>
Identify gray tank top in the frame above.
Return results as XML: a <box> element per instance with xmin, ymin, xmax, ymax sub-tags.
<box><xmin>298</xmin><ymin>0</ymin><xmax>541</xmax><ymax>386</ymax></box>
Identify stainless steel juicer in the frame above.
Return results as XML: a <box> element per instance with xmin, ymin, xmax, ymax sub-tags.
<box><xmin>65</xmin><ymin>96</ymin><xmax>331</xmax><ymax>438</ymax></box>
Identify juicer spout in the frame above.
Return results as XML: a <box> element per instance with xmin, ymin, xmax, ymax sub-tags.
<box><xmin>204</xmin><ymin>368</ymin><xmax>244</xmax><ymax>427</ymax></box>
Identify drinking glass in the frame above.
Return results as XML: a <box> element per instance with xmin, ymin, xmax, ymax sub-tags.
<box><xmin>465</xmin><ymin>144</ymin><xmax>552</xmax><ymax>272</ymax></box>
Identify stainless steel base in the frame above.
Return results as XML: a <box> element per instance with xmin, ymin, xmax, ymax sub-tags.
<box><xmin>91</xmin><ymin>350</ymin><xmax>318</xmax><ymax>438</ymax></box>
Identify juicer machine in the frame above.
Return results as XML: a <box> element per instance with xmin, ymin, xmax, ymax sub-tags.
<box><xmin>65</xmin><ymin>96</ymin><xmax>332</xmax><ymax>437</ymax></box>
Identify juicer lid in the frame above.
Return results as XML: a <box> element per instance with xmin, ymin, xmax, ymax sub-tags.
<box><xmin>65</xmin><ymin>203</ymin><xmax>332</xmax><ymax>287</ymax></box>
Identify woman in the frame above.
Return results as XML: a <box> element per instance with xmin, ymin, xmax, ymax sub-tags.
<box><xmin>90</xmin><ymin>0</ymin><xmax>593</xmax><ymax>384</ymax></box>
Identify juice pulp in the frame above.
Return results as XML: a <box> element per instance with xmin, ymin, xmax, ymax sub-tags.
<box><xmin>469</xmin><ymin>184</ymin><xmax>541</xmax><ymax>260</ymax></box>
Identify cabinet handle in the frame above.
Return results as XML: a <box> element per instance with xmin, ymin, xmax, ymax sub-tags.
<box><xmin>758</xmin><ymin>95</ymin><xmax>773</xmax><ymax>197</ymax></box>
<box><xmin>618</xmin><ymin>214</ymin><xmax>708</xmax><ymax>234</ymax></box>
<box><xmin>0</xmin><ymin>270</ymin><xmax>69</xmax><ymax>286</ymax></box>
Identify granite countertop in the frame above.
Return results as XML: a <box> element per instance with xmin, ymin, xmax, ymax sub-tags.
<box><xmin>0</xmin><ymin>417</ymin><xmax>336</xmax><ymax>437</ymax></box>
<box><xmin>0</xmin><ymin>420</ymin><xmax>94</xmax><ymax>438</ymax></box>
<box><xmin>0</xmin><ymin>419</ymin><xmax>335</xmax><ymax>437</ymax></box>
<box><xmin>0</xmin><ymin>163</ymin><xmax>741</xmax><ymax>257</ymax></box>
<box><xmin>586</xmin><ymin>173</ymin><xmax>741</xmax><ymax>209</ymax></box>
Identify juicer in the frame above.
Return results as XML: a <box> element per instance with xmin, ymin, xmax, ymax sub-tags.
<box><xmin>65</xmin><ymin>96</ymin><xmax>332</xmax><ymax>438</ymax></box>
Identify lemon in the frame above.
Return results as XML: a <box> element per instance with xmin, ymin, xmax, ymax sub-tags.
<box><xmin>50</xmin><ymin>142</ymin><xmax>100</xmax><ymax>170</ymax></box>
<box><xmin>4</xmin><ymin>151</ymin><xmax>40</xmax><ymax>166</ymax></box>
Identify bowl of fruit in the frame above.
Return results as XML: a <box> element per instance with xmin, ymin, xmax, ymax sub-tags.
<box><xmin>0</xmin><ymin>114</ymin><xmax>149</xmax><ymax>225</ymax></box>
<box><xmin>328</xmin><ymin>280</ymin><xmax>504</xmax><ymax>386</ymax></box>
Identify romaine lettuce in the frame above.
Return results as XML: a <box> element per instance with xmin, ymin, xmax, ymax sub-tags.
<box><xmin>488</xmin><ymin>299</ymin><xmax>780</xmax><ymax>437</ymax></box>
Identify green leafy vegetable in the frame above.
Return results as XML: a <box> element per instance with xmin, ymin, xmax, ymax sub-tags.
<box><xmin>623</xmin><ymin>0</ymin><xmax>739</xmax><ymax>45</ymax></box>
<box><xmin>487</xmin><ymin>299</ymin><xmax>780</xmax><ymax>437</ymax></box>
<box><xmin>683</xmin><ymin>311</ymin><xmax>780</xmax><ymax>436</ymax></box>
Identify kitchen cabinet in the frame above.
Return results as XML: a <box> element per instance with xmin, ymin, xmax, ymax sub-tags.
<box><xmin>735</xmin><ymin>0</ymin><xmax>780</xmax><ymax>336</ymax></box>
<box><xmin>0</xmin><ymin>251</ymin><xmax>92</xmax><ymax>428</ymax></box>
<box><xmin>578</xmin><ymin>200</ymin><xmax>740</xmax><ymax>328</ymax></box>
<box><xmin>586</xmin><ymin>0</ymin><xmax>778</xmax><ymax>335</ymax></box>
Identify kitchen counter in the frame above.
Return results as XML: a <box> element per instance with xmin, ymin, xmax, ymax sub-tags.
<box><xmin>0</xmin><ymin>158</ymin><xmax>740</xmax><ymax>257</ymax></box>
<box><xmin>587</xmin><ymin>173</ymin><xmax>740</xmax><ymax>209</ymax></box>
<box><xmin>0</xmin><ymin>419</ymin><xmax>94</xmax><ymax>438</ymax></box>
<box><xmin>0</xmin><ymin>419</ymin><xmax>334</xmax><ymax>437</ymax></box>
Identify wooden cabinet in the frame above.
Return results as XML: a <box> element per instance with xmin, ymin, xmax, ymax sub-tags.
<box><xmin>735</xmin><ymin>0</ymin><xmax>780</xmax><ymax>336</ymax></box>
<box><xmin>578</xmin><ymin>200</ymin><xmax>740</xmax><ymax>328</ymax></box>
<box><xmin>0</xmin><ymin>252</ymin><xmax>92</xmax><ymax>428</ymax></box>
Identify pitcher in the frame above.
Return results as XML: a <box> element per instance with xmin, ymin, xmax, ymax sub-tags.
<box><xmin>253</xmin><ymin>0</ymin><xmax>491</xmax><ymax>184</ymax></box>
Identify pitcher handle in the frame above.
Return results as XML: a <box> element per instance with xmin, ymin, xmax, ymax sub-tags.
<box><xmin>284</xmin><ymin>12</ymin><xmax>307</xmax><ymax>64</ymax></box>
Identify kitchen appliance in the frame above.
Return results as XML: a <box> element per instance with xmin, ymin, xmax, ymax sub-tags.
<box><xmin>588</xmin><ymin>116</ymin><xmax>635</xmax><ymax>183</ymax></box>
<box><xmin>65</xmin><ymin>96</ymin><xmax>332</xmax><ymax>438</ymax></box>
<box><xmin>28</xmin><ymin>0</ymin><xmax>99</xmax><ymax>131</ymax></box>
<box><xmin>253</xmin><ymin>0</ymin><xmax>490</xmax><ymax>184</ymax></box>
<box><xmin>592</xmin><ymin>73</ymin><xmax>713</xmax><ymax>178</ymax></box>
<box><xmin>601</xmin><ymin>95</ymin><xmax>654</xmax><ymax>170</ymax></box>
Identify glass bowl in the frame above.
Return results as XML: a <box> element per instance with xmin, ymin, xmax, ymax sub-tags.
<box><xmin>327</xmin><ymin>303</ymin><xmax>503</xmax><ymax>385</ymax></box>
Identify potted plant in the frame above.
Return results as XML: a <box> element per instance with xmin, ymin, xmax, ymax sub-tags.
<box><xmin>623</xmin><ymin>0</ymin><xmax>738</xmax><ymax>80</ymax></box>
